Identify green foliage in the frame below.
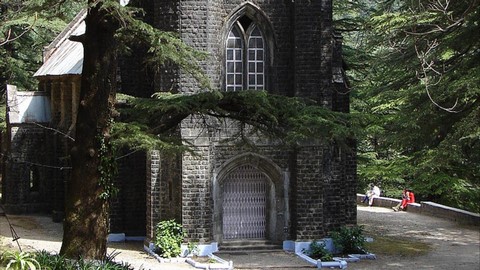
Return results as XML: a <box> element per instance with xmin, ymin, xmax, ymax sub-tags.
<box><xmin>338</xmin><ymin>0</ymin><xmax>480</xmax><ymax>212</ymax></box>
<box><xmin>1</xmin><ymin>250</ymin><xmax>40</xmax><ymax>270</ymax></box>
<box><xmin>0</xmin><ymin>103</ymin><xmax>6</xmax><ymax>132</ymax></box>
<box><xmin>330</xmin><ymin>226</ymin><xmax>367</xmax><ymax>255</ymax></box>
<box><xmin>113</xmin><ymin>91</ymin><xmax>356</xmax><ymax>154</ymax></box>
<box><xmin>34</xmin><ymin>250</ymin><xmax>67</xmax><ymax>269</ymax></box>
<box><xmin>34</xmin><ymin>250</ymin><xmax>133</xmax><ymax>270</ymax></box>
<box><xmin>154</xmin><ymin>219</ymin><xmax>185</xmax><ymax>258</ymax></box>
<box><xmin>304</xmin><ymin>240</ymin><xmax>333</xmax><ymax>261</ymax></box>
<box><xmin>97</xmin><ymin>133</ymin><xmax>119</xmax><ymax>200</ymax></box>
<box><xmin>0</xmin><ymin>0</ymin><xmax>84</xmax><ymax>90</ymax></box>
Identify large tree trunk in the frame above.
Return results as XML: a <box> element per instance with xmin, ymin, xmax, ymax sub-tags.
<box><xmin>60</xmin><ymin>1</ymin><xmax>119</xmax><ymax>259</ymax></box>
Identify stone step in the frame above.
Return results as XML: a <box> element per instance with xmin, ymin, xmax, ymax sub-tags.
<box><xmin>218</xmin><ymin>240</ymin><xmax>283</xmax><ymax>253</ymax></box>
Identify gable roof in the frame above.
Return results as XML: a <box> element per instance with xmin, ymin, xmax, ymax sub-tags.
<box><xmin>34</xmin><ymin>10</ymin><xmax>86</xmax><ymax>77</ymax></box>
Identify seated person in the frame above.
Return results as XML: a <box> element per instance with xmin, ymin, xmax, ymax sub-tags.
<box><xmin>393</xmin><ymin>189</ymin><xmax>415</xmax><ymax>211</ymax></box>
<box><xmin>362</xmin><ymin>184</ymin><xmax>374</xmax><ymax>203</ymax></box>
<box><xmin>368</xmin><ymin>185</ymin><xmax>381</xmax><ymax>206</ymax></box>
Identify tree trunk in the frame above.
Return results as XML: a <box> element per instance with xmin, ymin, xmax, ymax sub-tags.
<box><xmin>60</xmin><ymin>1</ymin><xmax>119</xmax><ymax>259</ymax></box>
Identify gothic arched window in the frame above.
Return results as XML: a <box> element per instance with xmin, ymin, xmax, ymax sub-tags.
<box><xmin>226</xmin><ymin>18</ymin><xmax>265</xmax><ymax>91</ymax></box>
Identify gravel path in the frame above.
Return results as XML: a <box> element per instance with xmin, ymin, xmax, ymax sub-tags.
<box><xmin>1</xmin><ymin>205</ymin><xmax>479</xmax><ymax>269</ymax></box>
<box><xmin>351</xmin><ymin>205</ymin><xmax>479</xmax><ymax>269</ymax></box>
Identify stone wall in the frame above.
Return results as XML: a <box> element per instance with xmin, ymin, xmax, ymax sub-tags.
<box><xmin>145</xmin><ymin>149</ymin><xmax>183</xmax><ymax>243</ymax></box>
<box><xmin>146</xmin><ymin>150</ymin><xmax>160</xmax><ymax>242</ymax></box>
<box><xmin>182</xmin><ymin>146</ymin><xmax>212</xmax><ymax>242</ymax></box>
<box><xmin>110</xmin><ymin>149</ymin><xmax>147</xmax><ymax>236</ymax></box>
<box><xmin>293</xmin><ymin>146</ymin><xmax>325</xmax><ymax>240</ymax></box>
<box><xmin>142</xmin><ymin>0</ymin><xmax>356</xmax><ymax>244</ymax></box>
<box><xmin>141</xmin><ymin>0</ymin><xmax>355</xmax><ymax>245</ymax></box>
<box><xmin>151</xmin><ymin>0</ymin><xmax>298</xmax><ymax>95</ymax></box>
<box><xmin>2</xmin><ymin>124</ymin><xmax>53</xmax><ymax>213</ymax></box>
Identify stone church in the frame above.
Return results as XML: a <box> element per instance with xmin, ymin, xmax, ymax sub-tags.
<box><xmin>2</xmin><ymin>0</ymin><xmax>356</xmax><ymax>253</ymax></box>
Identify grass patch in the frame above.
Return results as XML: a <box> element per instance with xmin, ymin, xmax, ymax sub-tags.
<box><xmin>365</xmin><ymin>236</ymin><xmax>431</xmax><ymax>257</ymax></box>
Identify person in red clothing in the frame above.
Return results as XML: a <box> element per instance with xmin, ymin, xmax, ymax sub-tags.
<box><xmin>392</xmin><ymin>189</ymin><xmax>415</xmax><ymax>211</ymax></box>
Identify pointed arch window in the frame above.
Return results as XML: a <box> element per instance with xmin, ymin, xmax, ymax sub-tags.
<box><xmin>226</xmin><ymin>19</ymin><xmax>265</xmax><ymax>91</ymax></box>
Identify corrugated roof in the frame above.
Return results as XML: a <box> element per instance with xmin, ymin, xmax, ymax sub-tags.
<box><xmin>34</xmin><ymin>11</ymin><xmax>86</xmax><ymax>77</ymax></box>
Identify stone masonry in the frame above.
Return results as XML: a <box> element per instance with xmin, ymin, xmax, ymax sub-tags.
<box><xmin>144</xmin><ymin>0</ymin><xmax>357</xmax><ymax>246</ymax></box>
<box><xmin>2</xmin><ymin>0</ymin><xmax>356</xmax><ymax>248</ymax></box>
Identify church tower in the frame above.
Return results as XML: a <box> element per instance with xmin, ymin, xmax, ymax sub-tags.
<box><xmin>142</xmin><ymin>0</ymin><xmax>357</xmax><ymax>252</ymax></box>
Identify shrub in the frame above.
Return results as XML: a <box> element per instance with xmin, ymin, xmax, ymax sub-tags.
<box><xmin>33</xmin><ymin>250</ymin><xmax>133</xmax><ymax>270</ymax></box>
<box><xmin>304</xmin><ymin>240</ymin><xmax>333</xmax><ymax>261</ymax></box>
<box><xmin>1</xmin><ymin>250</ymin><xmax>40</xmax><ymax>270</ymax></box>
<box><xmin>34</xmin><ymin>250</ymin><xmax>69</xmax><ymax>270</ymax></box>
<box><xmin>330</xmin><ymin>225</ymin><xmax>367</xmax><ymax>255</ymax></box>
<box><xmin>154</xmin><ymin>219</ymin><xmax>185</xmax><ymax>258</ymax></box>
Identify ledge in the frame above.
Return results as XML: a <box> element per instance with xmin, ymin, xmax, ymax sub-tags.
<box><xmin>357</xmin><ymin>194</ymin><xmax>479</xmax><ymax>225</ymax></box>
<box><xmin>420</xmin><ymin>201</ymin><xmax>480</xmax><ymax>225</ymax></box>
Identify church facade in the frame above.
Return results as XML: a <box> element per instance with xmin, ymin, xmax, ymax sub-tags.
<box><xmin>2</xmin><ymin>0</ymin><xmax>356</xmax><ymax>252</ymax></box>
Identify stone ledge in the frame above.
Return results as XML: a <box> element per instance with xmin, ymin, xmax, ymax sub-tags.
<box><xmin>420</xmin><ymin>201</ymin><xmax>480</xmax><ymax>226</ymax></box>
<box><xmin>356</xmin><ymin>194</ymin><xmax>400</xmax><ymax>208</ymax></box>
<box><xmin>357</xmin><ymin>194</ymin><xmax>479</xmax><ymax>226</ymax></box>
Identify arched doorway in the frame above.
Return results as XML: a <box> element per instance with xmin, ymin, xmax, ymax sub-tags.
<box><xmin>222</xmin><ymin>164</ymin><xmax>268</xmax><ymax>239</ymax></box>
<box><xmin>213</xmin><ymin>153</ymin><xmax>286</xmax><ymax>244</ymax></box>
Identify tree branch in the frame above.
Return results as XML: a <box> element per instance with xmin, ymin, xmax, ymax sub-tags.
<box><xmin>0</xmin><ymin>13</ymin><xmax>37</xmax><ymax>46</ymax></box>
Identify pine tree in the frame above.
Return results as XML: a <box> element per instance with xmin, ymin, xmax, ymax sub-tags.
<box><xmin>346</xmin><ymin>0</ymin><xmax>480</xmax><ymax>211</ymax></box>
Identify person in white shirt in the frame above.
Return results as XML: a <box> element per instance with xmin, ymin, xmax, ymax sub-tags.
<box><xmin>368</xmin><ymin>185</ymin><xmax>381</xmax><ymax>206</ymax></box>
<box><xmin>362</xmin><ymin>183</ymin><xmax>374</xmax><ymax>203</ymax></box>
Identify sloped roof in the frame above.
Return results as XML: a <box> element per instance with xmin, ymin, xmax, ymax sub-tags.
<box><xmin>34</xmin><ymin>10</ymin><xmax>86</xmax><ymax>77</ymax></box>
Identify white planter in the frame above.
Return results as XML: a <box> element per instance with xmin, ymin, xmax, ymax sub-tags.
<box><xmin>185</xmin><ymin>254</ymin><xmax>233</xmax><ymax>270</ymax></box>
<box><xmin>296</xmin><ymin>251</ymin><xmax>348</xmax><ymax>269</ymax></box>
<box><xmin>318</xmin><ymin>259</ymin><xmax>348</xmax><ymax>269</ymax></box>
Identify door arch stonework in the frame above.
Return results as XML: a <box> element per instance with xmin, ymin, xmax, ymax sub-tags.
<box><xmin>213</xmin><ymin>153</ymin><xmax>286</xmax><ymax>244</ymax></box>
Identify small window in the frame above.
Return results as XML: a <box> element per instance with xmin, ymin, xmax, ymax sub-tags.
<box><xmin>29</xmin><ymin>167</ymin><xmax>40</xmax><ymax>192</ymax></box>
<box><xmin>226</xmin><ymin>18</ymin><xmax>265</xmax><ymax>91</ymax></box>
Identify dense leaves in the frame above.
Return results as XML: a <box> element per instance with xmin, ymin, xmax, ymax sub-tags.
<box><xmin>113</xmin><ymin>91</ymin><xmax>355</xmax><ymax>152</ymax></box>
<box><xmin>330</xmin><ymin>225</ymin><xmax>368</xmax><ymax>255</ymax></box>
<box><xmin>0</xmin><ymin>0</ymin><xmax>83</xmax><ymax>131</ymax></box>
<box><xmin>0</xmin><ymin>0</ymin><xmax>83</xmax><ymax>90</ymax></box>
<box><xmin>337</xmin><ymin>0</ymin><xmax>480</xmax><ymax>212</ymax></box>
<box><xmin>154</xmin><ymin>220</ymin><xmax>185</xmax><ymax>259</ymax></box>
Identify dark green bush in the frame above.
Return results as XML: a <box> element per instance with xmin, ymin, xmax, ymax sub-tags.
<box><xmin>330</xmin><ymin>225</ymin><xmax>367</xmax><ymax>255</ymax></box>
<box><xmin>304</xmin><ymin>240</ymin><xmax>333</xmax><ymax>261</ymax></box>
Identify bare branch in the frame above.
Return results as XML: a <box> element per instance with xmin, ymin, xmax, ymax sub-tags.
<box><xmin>414</xmin><ymin>42</ymin><xmax>460</xmax><ymax>113</ymax></box>
<box><xmin>0</xmin><ymin>13</ymin><xmax>38</xmax><ymax>46</ymax></box>
<box><xmin>33</xmin><ymin>122</ymin><xmax>76</xmax><ymax>142</ymax></box>
<box><xmin>0</xmin><ymin>29</ymin><xmax>12</xmax><ymax>46</ymax></box>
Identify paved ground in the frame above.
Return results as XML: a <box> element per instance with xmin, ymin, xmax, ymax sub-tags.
<box><xmin>1</xmin><ymin>205</ymin><xmax>479</xmax><ymax>269</ymax></box>
<box><xmin>338</xmin><ymin>205</ymin><xmax>478</xmax><ymax>269</ymax></box>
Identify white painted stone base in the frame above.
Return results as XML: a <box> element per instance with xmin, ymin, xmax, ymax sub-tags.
<box><xmin>186</xmin><ymin>254</ymin><xmax>233</xmax><ymax>270</ymax></box>
<box><xmin>283</xmin><ymin>239</ymin><xmax>336</xmax><ymax>253</ymax></box>
<box><xmin>181</xmin><ymin>242</ymin><xmax>219</xmax><ymax>257</ymax></box>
